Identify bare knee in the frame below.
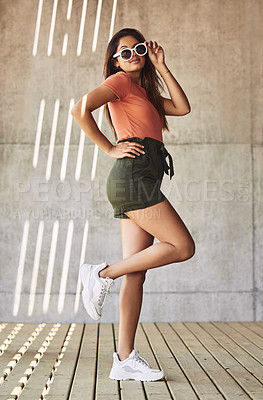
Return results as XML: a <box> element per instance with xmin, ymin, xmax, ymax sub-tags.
<box><xmin>168</xmin><ymin>238</ymin><xmax>195</xmax><ymax>262</ymax></box>
<box><xmin>177</xmin><ymin>238</ymin><xmax>195</xmax><ymax>262</ymax></box>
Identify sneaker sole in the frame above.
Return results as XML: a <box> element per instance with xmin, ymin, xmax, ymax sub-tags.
<box><xmin>80</xmin><ymin>264</ymin><xmax>101</xmax><ymax>321</ymax></box>
<box><xmin>81</xmin><ymin>289</ymin><xmax>101</xmax><ymax>320</ymax></box>
<box><xmin>109</xmin><ymin>369</ymin><xmax>164</xmax><ymax>381</ymax></box>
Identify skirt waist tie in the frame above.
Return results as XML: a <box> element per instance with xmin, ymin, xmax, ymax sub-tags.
<box><xmin>160</xmin><ymin>145</ymin><xmax>174</xmax><ymax>180</ymax></box>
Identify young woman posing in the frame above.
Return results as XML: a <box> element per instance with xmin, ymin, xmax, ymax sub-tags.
<box><xmin>71</xmin><ymin>27</ymin><xmax>195</xmax><ymax>382</ymax></box>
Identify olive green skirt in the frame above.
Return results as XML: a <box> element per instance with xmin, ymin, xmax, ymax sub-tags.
<box><xmin>106</xmin><ymin>136</ymin><xmax>174</xmax><ymax>219</ymax></box>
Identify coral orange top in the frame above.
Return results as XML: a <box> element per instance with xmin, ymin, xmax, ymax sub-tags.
<box><xmin>99</xmin><ymin>71</ymin><xmax>163</xmax><ymax>143</ymax></box>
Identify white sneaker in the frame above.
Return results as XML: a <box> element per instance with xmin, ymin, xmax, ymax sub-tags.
<box><xmin>109</xmin><ymin>349</ymin><xmax>164</xmax><ymax>381</ymax></box>
<box><xmin>79</xmin><ymin>262</ymin><xmax>114</xmax><ymax>321</ymax></box>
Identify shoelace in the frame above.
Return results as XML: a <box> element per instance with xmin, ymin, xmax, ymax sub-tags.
<box><xmin>132</xmin><ymin>351</ymin><xmax>150</xmax><ymax>368</ymax></box>
<box><xmin>98</xmin><ymin>277</ymin><xmax>114</xmax><ymax>307</ymax></box>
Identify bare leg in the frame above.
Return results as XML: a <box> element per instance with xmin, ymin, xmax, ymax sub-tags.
<box><xmin>100</xmin><ymin>200</ymin><xmax>195</xmax><ymax>280</ymax></box>
<box><xmin>117</xmin><ymin>219</ymin><xmax>154</xmax><ymax>361</ymax></box>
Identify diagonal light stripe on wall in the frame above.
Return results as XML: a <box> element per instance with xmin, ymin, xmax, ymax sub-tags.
<box><xmin>82</xmin><ymin>0</ymin><xmax>118</xmax><ymax>183</ymax></box>
<box><xmin>57</xmin><ymin>220</ymin><xmax>74</xmax><ymax>314</ymax></box>
<box><xmin>60</xmin><ymin>98</ymin><xmax>75</xmax><ymax>182</ymax></box>
<box><xmin>75</xmin><ymin>129</ymin><xmax>86</xmax><ymax>181</ymax></box>
<box><xmin>28</xmin><ymin>221</ymin><xmax>45</xmax><ymax>316</ymax></box>
<box><xmin>77</xmin><ymin>0</ymin><xmax>88</xmax><ymax>56</ymax></box>
<box><xmin>47</xmin><ymin>0</ymin><xmax>59</xmax><ymax>56</ymax></box>
<box><xmin>63</xmin><ymin>0</ymin><xmax>73</xmax><ymax>57</ymax></box>
<box><xmin>109</xmin><ymin>0</ymin><xmax>118</xmax><ymax>41</ymax></box>
<box><xmin>33</xmin><ymin>99</ymin><xmax>45</xmax><ymax>168</ymax></box>
<box><xmin>91</xmin><ymin>106</ymin><xmax>103</xmax><ymax>181</ymax></box>
<box><xmin>32</xmin><ymin>0</ymin><xmax>44</xmax><ymax>56</ymax></box>
<box><xmin>32</xmin><ymin>0</ymin><xmax>117</xmax><ymax>56</ymax></box>
<box><xmin>74</xmin><ymin>220</ymin><xmax>89</xmax><ymax>313</ymax></box>
<box><xmin>43</xmin><ymin>220</ymin><xmax>59</xmax><ymax>314</ymax></box>
<box><xmin>62</xmin><ymin>33</ymin><xmax>68</xmax><ymax>56</ymax></box>
<box><xmin>91</xmin><ymin>144</ymin><xmax>99</xmax><ymax>182</ymax></box>
<box><xmin>46</xmin><ymin>99</ymin><xmax>60</xmax><ymax>181</ymax></box>
<box><xmin>67</xmin><ymin>0</ymin><xmax>73</xmax><ymax>20</ymax></box>
<box><xmin>92</xmin><ymin>0</ymin><xmax>103</xmax><ymax>52</ymax></box>
<box><xmin>22</xmin><ymin>0</ymin><xmax>121</xmax><ymax>321</ymax></box>
<box><xmin>13</xmin><ymin>220</ymin><xmax>30</xmax><ymax>316</ymax></box>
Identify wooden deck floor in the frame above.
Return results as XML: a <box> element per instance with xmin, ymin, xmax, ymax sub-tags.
<box><xmin>1</xmin><ymin>322</ymin><xmax>263</xmax><ymax>399</ymax></box>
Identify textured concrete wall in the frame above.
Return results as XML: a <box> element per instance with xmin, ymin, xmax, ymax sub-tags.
<box><xmin>0</xmin><ymin>0</ymin><xmax>262</xmax><ymax>323</ymax></box>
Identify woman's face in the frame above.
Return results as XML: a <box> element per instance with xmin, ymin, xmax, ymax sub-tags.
<box><xmin>113</xmin><ymin>35</ymin><xmax>146</xmax><ymax>73</ymax></box>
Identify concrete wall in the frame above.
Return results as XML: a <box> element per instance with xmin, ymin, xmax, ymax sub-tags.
<box><xmin>0</xmin><ymin>0</ymin><xmax>262</xmax><ymax>323</ymax></box>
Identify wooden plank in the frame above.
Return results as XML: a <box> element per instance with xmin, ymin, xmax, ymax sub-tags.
<box><xmin>0</xmin><ymin>323</ymin><xmax>24</xmax><ymax>359</ymax></box>
<box><xmin>213</xmin><ymin>322</ymin><xmax>263</xmax><ymax>364</ymax></box>
<box><xmin>43</xmin><ymin>324</ymin><xmax>84</xmax><ymax>399</ymax></box>
<box><xmin>16</xmin><ymin>324</ymin><xmax>69</xmax><ymax>399</ymax></box>
<box><xmin>143</xmin><ymin>322</ymin><xmax>198</xmax><ymax>400</ymax></box>
<box><xmin>0</xmin><ymin>324</ymin><xmax>17</xmax><ymax>345</ymax></box>
<box><xmin>242</xmin><ymin>322</ymin><xmax>263</xmax><ymax>338</ymax></box>
<box><xmin>69</xmin><ymin>324</ymin><xmax>98</xmax><ymax>400</ymax></box>
<box><xmin>0</xmin><ymin>324</ymin><xmax>46</xmax><ymax>387</ymax></box>
<box><xmin>0</xmin><ymin>324</ymin><xmax>7</xmax><ymax>333</ymax></box>
<box><xmin>119</xmin><ymin>380</ymin><xmax>146</xmax><ymax>400</ymax></box>
<box><xmin>2</xmin><ymin>321</ymin><xmax>263</xmax><ymax>400</ymax></box>
<box><xmin>171</xmin><ymin>322</ymin><xmax>250</xmax><ymax>400</ymax></box>
<box><xmin>158</xmin><ymin>323</ymin><xmax>224</xmax><ymax>400</ymax></box>
<box><xmin>113</xmin><ymin>323</ymin><xmax>146</xmax><ymax>400</ymax></box>
<box><xmin>0</xmin><ymin>324</ymin><xmax>56</xmax><ymax>398</ymax></box>
<box><xmin>135</xmin><ymin>323</ymin><xmax>172</xmax><ymax>400</ymax></box>
<box><xmin>95</xmin><ymin>323</ymin><xmax>120</xmax><ymax>400</ymax></box>
<box><xmin>0</xmin><ymin>324</ymin><xmax>29</xmax><ymax>368</ymax></box>
<box><xmin>200</xmin><ymin>323</ymin><xmax>263</xmax><ymax>383</ymax></box>
<box><xmin>186</xmin><ymin>322</ymin><xmax>263</xmax><ymax>399</ymax></box>
<box><xmin>226</xmin><ymin>322</ymin><xmax>263</xmax><ymax>349</ymax></box>
<box><xmin>0</xmin><ymin>324</ymin><xmax>44</xmax><ymax>385</ymax></box>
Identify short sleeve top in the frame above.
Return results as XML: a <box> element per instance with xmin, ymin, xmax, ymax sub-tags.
<box><xmin>99</xmin><ymin>71</ymin><xmax>163</xmax><ymax>143</ymax></box>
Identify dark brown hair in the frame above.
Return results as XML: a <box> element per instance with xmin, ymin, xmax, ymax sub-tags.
<box><xmin>103</xmin><ymin>27</ymin><xmax>169</xmax><ymax>141</ymax></box>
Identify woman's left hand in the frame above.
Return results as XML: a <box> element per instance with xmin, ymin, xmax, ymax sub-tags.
<box><xmin>145</xmin><ymin>40</ymin><xmax>165</xmax><ymax>67</ymax></box>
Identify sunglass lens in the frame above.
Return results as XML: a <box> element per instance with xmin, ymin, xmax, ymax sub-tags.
<box><xmin>136</xmin><ymin>44</ymin><xmax>146</xmax><ymax>55</ymax></box>
<box><xmin>121</xmin><ymin>49</ymin><xmax>132</xmax><ymax>60</ymax></box>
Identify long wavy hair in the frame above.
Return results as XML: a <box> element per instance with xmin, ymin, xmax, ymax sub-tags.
<box><xmin>103</xmin><ymin>28</ymin><xmax>169</xmax><ymax>141</ymax></box>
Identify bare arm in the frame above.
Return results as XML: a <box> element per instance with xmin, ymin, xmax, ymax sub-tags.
<box><xmin>146</xmin><ymin>40</ymin><xmax>191</xmax><ymax>116</ymax></box>
<box><xmin>71</xmin><ymin>85</ymin><xmax>117</xmax><ymax>155</ymax></box>
<box><xmin>158</xmin><ymin>65</ymin><xmax>191</xmax><ymax>116</ymax></box>
<box><xmin>71</xmin><ymin>85</ymin><xmax>145</xmax><ymax>158</ymax></box>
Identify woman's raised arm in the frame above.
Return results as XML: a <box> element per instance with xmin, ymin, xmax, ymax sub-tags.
<box><xmin>146</xmin><ymin>40</ymin><xmax>191</xmax><ymax>116</ymax></box>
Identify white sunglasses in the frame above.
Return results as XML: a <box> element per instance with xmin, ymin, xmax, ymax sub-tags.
<box><xmin>113</xmin><ymin>42</ymin><xmax>147</xmax><ymax>61</ymax></box>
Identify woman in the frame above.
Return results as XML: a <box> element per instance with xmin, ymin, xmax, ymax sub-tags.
<box><xmin>71</xmin><ymin>27</ymin><xmax>195</xmax><ymax>382</ymax></box>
